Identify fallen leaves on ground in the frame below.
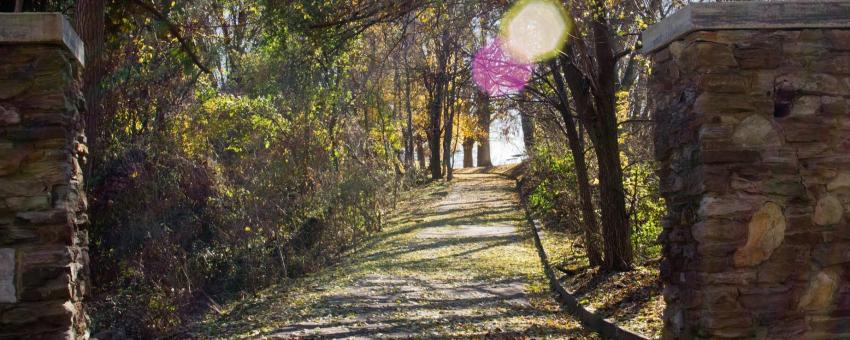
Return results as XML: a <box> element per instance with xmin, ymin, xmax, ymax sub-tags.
<box><xmin>540</xmin><ymin>229</ymin><xmax>663</xmax><ymax>338</ymax></box>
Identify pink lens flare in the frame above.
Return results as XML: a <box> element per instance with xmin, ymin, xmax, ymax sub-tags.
<box><xmin>472</xmin><ymin>39</ymin><xmax>534</xmax><ymax>97</ymax></box>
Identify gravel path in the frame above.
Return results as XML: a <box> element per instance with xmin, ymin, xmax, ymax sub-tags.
<box><xmin>195</xmin><ymin>170</ymin><xmax>595</xmax><ymax>339</ymax></box>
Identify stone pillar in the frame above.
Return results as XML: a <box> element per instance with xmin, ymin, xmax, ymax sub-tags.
<box><xmin>0</xmin><ymin>13</ymin><xmax>89</xmax><ymax>339</ymax></box>
<box><xmin>644</xmin><ymin>2</ymin><xmax>850</xmax><ymax>338</ymax></box>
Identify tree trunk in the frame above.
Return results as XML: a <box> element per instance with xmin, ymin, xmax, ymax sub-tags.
<box><xmin>443</xmin><ymin>115</ymin><xmax>453</xmax><ymax>181</ymax></box>
<box><xmin>443</xmin><ymin>60</ymin><xmax>459</xmax><ymax>181</ymax></box>
<box><xmin>570</xmin><ymin>123</ymin><xmax>605</xmax><ymax>268</ymax></box>
<box><xmin>416</xmin><ymin>139</ymin><xmax>426</xmax><ymax>170</ymax></box>
<box><xmin>426</xmin><ymin>32</ymin><xmax>450</xmax><ymax>181</ymax></box>
<box><xmin>74</xmin><ymin>0</ymin><xmax>106</xmax><ymax>179</ymax></box>
<box><xmin>550</xmin><ymin>60</ymin><xmax>603</xmax><ymax>267</ymax></box>
<box><xmin>477</xmin><ymin>138</ymin><xmax>491</xmax><ymax>167</ymax></box>
<box><xmin>428</xmin><ymin>90</ymin><xmax>442</xmax><ymax>179</ymax></box>
<box><xmin>519</xmin><ymin>109</ymin><xmax>535</xmax><ymax>153</ymax></box>
<box><xmin>590</xmin><ymin>18</ymin><xmax>633</xmax><ymax>271</ymax></box>
<box><xmin>462</xmin><ymin>138</ymin><xmax>474</xmax><ymax>168</ymax></box>
<box><xmin>560</xmin><ymin>36</ymin><xmax>632</xmax><ymax>271</ymax></box>
<box><xmin>595</xmin><ymin>131</ymin><xmax>632</xmax><ymax>271</ymax></box>
<box><xmin>475</xmin><ymin>92</ymin><xmax>492</xmax><ymax>167</ymax></box>
<box><xmin>404</xmin><ymin>68</ymin><xmax>414</xmax><ymax>170</ymax></box>
<box><xmin>328</xmin><ymin>112</ymin><xmax>339</xmax><ymax>170</ymax></box>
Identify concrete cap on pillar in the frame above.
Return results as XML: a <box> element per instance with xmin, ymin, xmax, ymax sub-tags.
<box><xmin>641</xmin><ymin>1</ymin><xmax>850</xmax><ymax>54</ymax></box>
<box><xmin>0</xmin><ymin>12</ymin><xmax>85</xmax><ymax>65</ymax></box>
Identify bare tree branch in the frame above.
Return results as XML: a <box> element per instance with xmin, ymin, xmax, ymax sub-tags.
<box><xmin>129</xmin><ymin>0</ymin><xmax>212</xmax><ymax>74</ymax></box>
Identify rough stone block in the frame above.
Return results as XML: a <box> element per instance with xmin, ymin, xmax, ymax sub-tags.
<box><xmin>809</xmin><ymin>315</ymin><xmax>850</xmax><ymax>333</ymax></box>
<box><xmin>0</xmin><ymin>248</ymin><xmax>15</xmax><ymax>303</ymax></box>
<box><xmin>692</xmin><ymin>220</ymin><xmax>747</xmax><ymax>243</ymax></box>
<box><xmin>4</xmin><ymin>195</ymin><xmax>51</xmax><ymax>212</ymax></box>
<box><xmin>1</xmin><ymin>125</ymin><xmax>69</xmax><ymax>142</ymax></box>
<box><xmin>698</xmin><ymin>194</ymin><xmax>761</xmax><ymax>219</ymax></box>
<box><xmin>791</xmin><ymin>96</ymin><xmax>822</xmax><ymax>117</ymax></box>
<box><xmin>694</xmin><ymin>93</ymin><xmax>770</xmax><ymax>117</ymax></box>
<box><xmin>813</xmin><ymin>242</ymin><xmax>850</xmax><ymax>266</ymax></box>
<box><xmin>783</xmin><ymin>31</ymin><xmax>831</xmax><ymax>58</ymax></box>
<box><xmin>698</xmin><ymin>241</ymin><xmax>741</xmax><ymax>258</ymax></box>
<box><xmin>734</xmin><ymin>202</ymin><xmax>786</xmax><ymax>267</ymax></box>
<box><xmin>828</xmin><ymin>173</ymin><xmax>850</xmax><ymax>192</ymax></box>
<box><xmin>795</xmin><ymin>142</ymin><xmax>829</xmax><ymax>159</ymax></box>
<box><xmin>698</xmin><ymin>270</ymin><xmax>756</xmax><ymax>286</ymax></box>
<box><xmin>825</xmin><ymin>96</ymin><xmax>849</xmax><ymax>115</ymax></box>
<box><xmin>734</xmin><ymin>44</ymin><xmax>783</xmax><ymax>69</ymax></box>
<box><xmin>781</xmin><ymin>119</ymin><xmax>834</xmax><ymax>143</ymax></box>
<box><xmin>755</xmin><ymin>245</ymin><xmax>811</xmax><ymax>283</ymax></box>
<box><xmin>785</xmin><ymin>230</ymin><xmax>823</xmax><ymax>245</ymax></box>
<box><xmin>0</xmin><ymin>225</ymin><xmax>38</xmax><ymax>245</ymax></box>
<box><xmin>799</xmin><ymin>267</ymin><xmax>842</xmax><ymax>311</ymax></box>
<box><xmin>0</xmin><ymin>178</ymin><xmax>49</xmax><ymax>197</ymax></box>
<box><xmin>779</xmin><ymin>73</ymin><xmax>847</xmax><ymax>97</ymax></box>
<box><xmin>700</xmin><ymin>73</ymin><xmax>750</xmax><ymax>93</ymax></box>
<box><xmin>17</xmin><ymin>160</ymin><xmax>73</xmax><ymax>186</ymax></box>
<box><xmin>733</xmin><ymin>115</ymin><xmax>783</xmax><ymax>148</ymax></box>
<box><xmin>814</xmin><ymin>194</ymin><xmax>844</xmax><ymax>226</ymax></box>
<box><xmin>763</xmin><ymin>316</ymin><xmax>809</xmax><ymax>338</ymax></box>
<box><xmin>701</xmin><ymin>313</ymin><xmax>752</xmax><ymax>331</ymax></box>
<box><xmin>19</xmin><ymin>274</ymin><xmax>72</xmax><ymax>302</ymax></box>
<box><xmin>0</xmin><ymin>105</ymin><xmax>20</xmax><ymax>126</ymax></box>
<box><xmin>826</xmin><ymin>30</ymin><xmax>850</xmax><ymax>51</ymax></box>
<box><xmin>700</xmin><ymin>149</ymin><xmax>761</xmax><ymax>164</ymax></box>
<box><xmin>0</xmin><ymin>300</ymin><xmax>75</xmax><ymax>333</ymax></box>
<box><xmin>0</xmin><ymin>146</ymin><xmax>32</xmax><ymax>177</ymax></box>
<box><xmin>739</xmin><ymin>290</ymin><xmax>794</xmax><ymax>312</ymax></box>
<box><xmin>763</xmin><ymin>177</ymin><xmax>808</xmax><ymax>197</ymax></box>
<box><xmin>696</xmin><ymin>256</ymin><xmax>734</xmax><ymax>273</ymax></box>
<box><xmin>681</xmin><ymin>42</ymin><xmax>738</xmax><ymax>71</ymax></box>
<box><xmin>16</xmin><ymin>209</ymin><xmax>69</xmax><ymax>225</ymax></box>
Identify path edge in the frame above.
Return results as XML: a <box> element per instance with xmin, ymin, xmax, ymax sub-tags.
<box><xmin>522</xmin><ymin>204</ymin><xmax>650</xmax><ymax>340</ymax></box>
<box><xmin>478</xmin><ymin>164</ymin><xmax>651</xmax><ymax>340</ymax></box>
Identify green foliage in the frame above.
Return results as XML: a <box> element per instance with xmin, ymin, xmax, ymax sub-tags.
<box><xmin>87</xmin><ymin>0</ymin><xmax>406</xmax><ymax>336</ymax></box>
<box><xmin>623</xmin><ymin>161</ymin><xmax>665</xmax><ymax>259</ymax></box>
<box><xmin>524</xmin><ymin>138</ymin><xmax>665</xmax><ymax>264</ymax></box>
<box><xmin>526</xmin><ymin>143</ymin><xmax>583</xmax><ymax>232</ymax></box>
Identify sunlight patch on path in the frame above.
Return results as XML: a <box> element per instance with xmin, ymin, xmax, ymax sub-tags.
<box><xmin>416</xmin><ymin>224</ymin><xmax>517</xmax><ymax>239</ymax></box>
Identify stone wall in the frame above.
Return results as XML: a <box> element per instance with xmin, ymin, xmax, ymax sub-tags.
<box><xmin>648</xmin><ymin>19</ymin><xmax>850</xmax><ymax>340</ymax></box>
<box><xmin>0</xmin><ymin>14</ymin><xmax>89</xmax><ymax>339</ymax></box>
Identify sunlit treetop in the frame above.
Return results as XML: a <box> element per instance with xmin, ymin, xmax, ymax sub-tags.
<box><xmin>499</xmin><ymin>0</ymin><xmax>573</xmax><ymax>63</ymax></box>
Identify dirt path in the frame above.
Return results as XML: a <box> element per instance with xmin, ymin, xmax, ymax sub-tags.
<box><xmin>194</xmin><ymin>170</ymin><xmax>594</xmax><ymax>339</ymax></box>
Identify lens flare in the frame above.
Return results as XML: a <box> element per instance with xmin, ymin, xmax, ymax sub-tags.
<box><xmin>472</xmin><ymin>39</ymin><xmax>534</xmax><ymax>97</ymax></box>
<box><xmin>500</xmin><ymin>0</ymin><xmax>572</xmax><ymax>63</ymax></box>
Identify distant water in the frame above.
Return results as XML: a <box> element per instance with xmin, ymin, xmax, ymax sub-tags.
<box><xmin>451</xmin><ymin>109</ymin><xmax>526</xmax><ymax>168</ymax></box>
